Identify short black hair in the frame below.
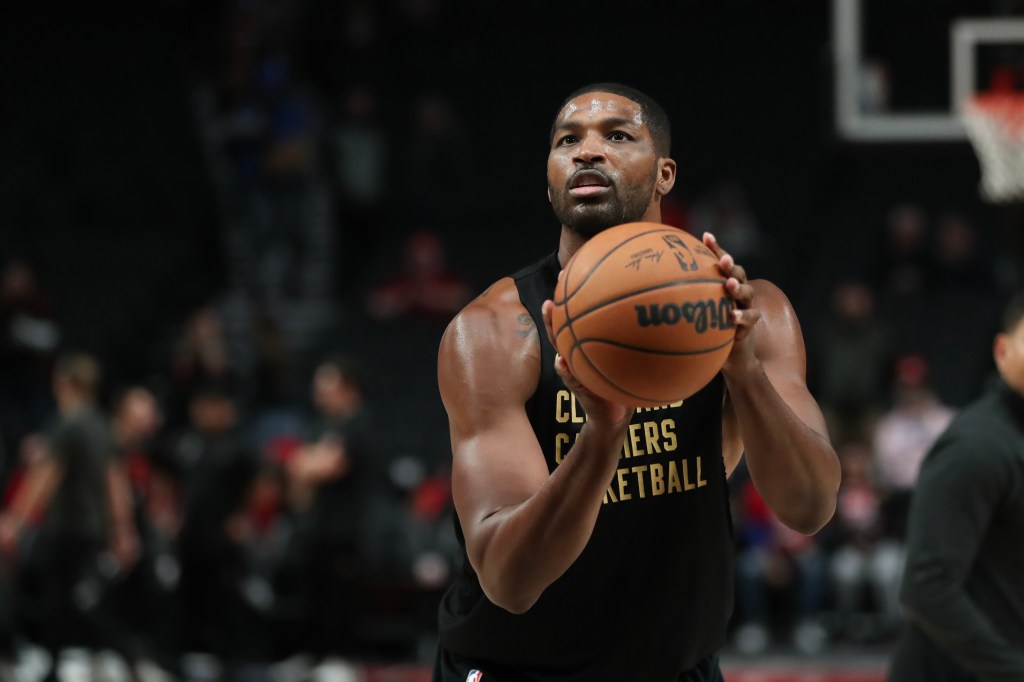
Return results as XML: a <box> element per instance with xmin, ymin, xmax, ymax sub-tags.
<box><xmin>550</xmin><ymin>82</ymin><xmax>672</xmax><ymax>157</ymax></box>
<box><xmin>1003</xmin><ymin>290</ymin><xmax>1024</xmax><ymax>333</ymax></box>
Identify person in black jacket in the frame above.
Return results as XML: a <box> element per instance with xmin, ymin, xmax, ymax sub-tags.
<box><xmin>888</xmin><ymin>292</ymin><xmax>1024</xmax><ymax>681</ymax></box>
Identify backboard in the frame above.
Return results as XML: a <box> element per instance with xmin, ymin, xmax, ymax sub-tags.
<box><xmin>834</xmin><ymin>0</ymin><xmax>1024</xmax><ymax>142</ymax></box>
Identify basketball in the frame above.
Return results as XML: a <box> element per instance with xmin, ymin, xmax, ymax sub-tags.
<box><xmin>550</xmin><ymin>222</ymin><xmax>736</xmax><ymax>407</ymax></box>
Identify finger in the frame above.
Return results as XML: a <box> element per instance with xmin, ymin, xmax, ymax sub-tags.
<box><xmin>731</xmin><ymin>307</ymin><xmax>762</xmax><ymax>336</ymax></box>
<box><xmin>725</xmin><ymin>279</ymin><xmax>755</xmax><ymax>308</ymax></box>
<box><xmin>553</xmin><ymin>352</ymin><xmax>582</xmax><ymax>390</ymax></box>
<box><xmin>702</xmin><ymin>232</ymin><xmax>726</xmax><ymax>260</ymax></box>
<box><xmin>726</xmin><ymin>261</ymin><xmax>747</xmax><ymax>283</ymax></box>
<box><xmin>541</xmin><ymin>299</ymin><xmax>557</xmax><ymax>347</ymax></box>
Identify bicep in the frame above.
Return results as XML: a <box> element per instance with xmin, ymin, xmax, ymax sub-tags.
<box><xmin>450</xmin><ymin>411</ymin><xmax>551</xmax><ymax>530</ymax></box>
<box><xmin>438</xmin><ymin>294</ymin><xmax>548</xmax><ymax>564</ymax></box>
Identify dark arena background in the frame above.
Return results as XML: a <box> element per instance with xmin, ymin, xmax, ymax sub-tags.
<box><xmin>2</xmin><ymin>1</ymin><xmax>1023</xmax><ymax>680</ymax></box>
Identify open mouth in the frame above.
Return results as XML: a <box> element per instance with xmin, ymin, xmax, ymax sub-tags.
<box><xmin>569</xmin><ymin>169</ymin><xmax>611</xmax><ymax>197</ymax></box>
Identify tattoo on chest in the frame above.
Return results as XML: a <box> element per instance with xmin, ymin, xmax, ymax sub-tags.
<box><xmin>514</xmin><ymin>312</ymin><xmax>538</xmax><ymax>339</ymax></box>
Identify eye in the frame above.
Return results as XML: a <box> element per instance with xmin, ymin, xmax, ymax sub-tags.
<box><xmin>608</xmin><ymin>131</ymin><xmax>633</xmax><ymax>141</ymax></box>
<box><xmin>557</xmin><ymin>135</ymin><xmax>578</xmax><ymax>146</ymax></box>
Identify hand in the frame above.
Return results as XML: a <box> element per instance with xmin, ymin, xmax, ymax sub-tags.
<box><xmin>110</xmin><ymin>526</ymin><xmax>139</xmax><ymax>571</ymax></box>
<box><xmin>541</xmin><ymin>295</ymin><xmax>633</xmax><ymax>433</ymax></box>
<box><xmin>0</xmin><ymin>513</ymin><xmax>22</xmax><ymax>560</ymax></box>
<box><xmin>703</xmin><ymin>232</ymin><xmax>761</xmax><ymax>377</ymax></box>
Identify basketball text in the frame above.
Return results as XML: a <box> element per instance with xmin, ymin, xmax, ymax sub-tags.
<box><xmin>634</xmin><ymin>297</ymin><xmax>735</xmax><ymax>333</ymax></box>
<box><xmin>552</xmin><ymin>389</ymin><xmax>708</xmax><ymax>505</ymax></box>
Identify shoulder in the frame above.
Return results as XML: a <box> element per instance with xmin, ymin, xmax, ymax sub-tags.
<box><xmin>749</xmin><ymin>279</ymin><xmax>806</xmax><ymax>359</ymax></box>
<box><xmin>438</xmin><ymin>278</ymin><xmax>541</xmax><ymax>419</ymax></box>
<box><xmin>920</xmin><ymin>399</ymin><xmax>1018</xmax><ymax>482</ymax></box>
<box><xmin>750</xmin><ymin>279</ymin><xmax>798</xmax><ymax>322</ymax></box>
<box><xmin>439</xmin><ymin>278</ymin><xmax>536</xmax><ymax>358</ymax></box>
<box><xmin>938</xmin><ymin>397</ymin><xmax>1016</xmax><ymax>457</ymax></box>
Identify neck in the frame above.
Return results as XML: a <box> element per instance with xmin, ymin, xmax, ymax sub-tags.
<box><xmin>557</xmin><ymin>206</ymin><xmax>663</xmax><ymax>268</ymax></box>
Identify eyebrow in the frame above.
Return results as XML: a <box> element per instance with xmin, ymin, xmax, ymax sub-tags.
<box><xmin>553</xmin><ymin>116</ymin><xmax>642</xmax><ymax>133</ymax></box>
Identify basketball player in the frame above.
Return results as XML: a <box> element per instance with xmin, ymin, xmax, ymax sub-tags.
<box><xmin>887</xmin><ymin>293</ymin><xmax>1024</xmax><ymax>681</ymax></box>
<box><xmin>433</xmin><ymin>83</ymin><xmax>840</xmax><ymax>682</ymax></box>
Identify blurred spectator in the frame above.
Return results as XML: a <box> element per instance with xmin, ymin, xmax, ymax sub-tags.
<box><xmin>688</xmin><ymin>182</ymin><xmax>766</xmax><ymax>268</ymax></box>
<box><xmin>0</xmin><ymin>353</ymin><xmax>138</xmax><ymax>678</ymax></box>
<box><xmin>873</xmin><ymin>355</ymin><xmax>955</xmax><ymax>539</ymax></box>
<box><xmin>247</xmin><ymin>307</ymin><xmax>302</xmax><ymax>440</ymax></box>
<box><xmin>281</xmin><ymin>354</ymin><xmax>378</xmax><ymax>659</ymax></box>
<box><xmin>813</xmin><ymin>281</ymin><xmax>895</xmax><ymax>443</ymax></box>
<box><xmin>329</xmin><ymin>84</ymin><xmax>390</xmax><ymax>300</ymax></box>
<box><xmin>366</xmin><ymin>231</ymin><xmax>472</xmax><ymax>323</ymax></box>
<box><xmin>172</xmin><ymin>382</ymin><xmax>262</xmax><ymax>674</ymax></box>
<box><xmin>0</xmin><ymin>259</ymin><xmax>59</xmax><ymax>457</ymax></box>
<box><xmin>105</xmin><ymin>387</ymin><xmax>181</xmax><ymax>674</ymax></box>
<box><xmin>930</xmin><ymin>211</ymin><xmax>994</xmax><ymax>293</ymax></box>
<box><xmin>827</xmin><ymin>441</ymin><xmax>904</xmax><ymax>642</ymax></box>
<box><xmin>169</xmin><ymin>306</ymin><xmax>238</xmax><ymax>429</ymax></box>
<box><xmin>733</xmin><ymin>474</ymin><xmax>829</xmax><ymax>655</ymax></box>
<box><xmin>870</xmin><ymin>203</ymin><xmax>932</xmax><ymax>299</ymax></box>
<box><xmin>194</xmin><ymin>17</ymin><xmax>320</xmax><ymax>306</ymax></box>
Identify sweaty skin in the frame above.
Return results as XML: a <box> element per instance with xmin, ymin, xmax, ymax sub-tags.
<box><xmin>437</xmin><ymin>91</ymin><xmax>839</xmax><ymax>614</ymax></box>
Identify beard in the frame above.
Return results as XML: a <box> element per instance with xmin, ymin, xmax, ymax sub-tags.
<box><xmin>549</xmin><ymin>169</ymin><xmax>659</xmax><ymax>238</ymax></box>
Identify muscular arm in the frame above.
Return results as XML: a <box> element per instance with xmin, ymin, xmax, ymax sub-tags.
<box><xmin>440</xmin><ymin>279</ymin><xmax>631</xmax><ymax>614</ymax></box>
<box><xmin>723</xmin><ymin>280</ymin><xmax>839</xmax><ymax>533</ymax></box>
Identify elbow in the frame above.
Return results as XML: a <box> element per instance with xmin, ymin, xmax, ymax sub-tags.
<box><xmin>479</xmin><ymin>573</ymin><xmax>541</xmax><ymax>615</ymax></box>
<box><xmin>796</xmin><ymin>460</ymin><xmax>841</xmax><ymax>535</ymax></box>
<box><xmin>779</xmin><ymin>490</ymin><xmax>838</xmax><ymax>536</ymax></box>
<box><xmin>473</xmin><ymin>553</ymin><xmax>541</xmax><ymax>614</ymax></box>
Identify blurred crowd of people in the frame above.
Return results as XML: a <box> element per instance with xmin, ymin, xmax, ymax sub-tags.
<box><xmin>0</xmin><ymin>303</ymin><xmax>461</xmax><ymax>681</ymax></box>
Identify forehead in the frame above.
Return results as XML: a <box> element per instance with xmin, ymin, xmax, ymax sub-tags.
<box><xmin>556</xmin><ymin>92</ymin><xmax>644</xmax><ymax>127</ymax></box>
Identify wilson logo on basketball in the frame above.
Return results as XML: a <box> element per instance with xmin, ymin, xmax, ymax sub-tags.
<box><xmin>634</xmin><ymin>297</ymin><xmax>735</xmax><ymax>333</ymax></box>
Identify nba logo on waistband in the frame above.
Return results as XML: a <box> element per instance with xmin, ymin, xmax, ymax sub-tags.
<box><xmin>465</xmin><ymin>671</ymin><xmax>483</xmax><ymax>682</ymax></box>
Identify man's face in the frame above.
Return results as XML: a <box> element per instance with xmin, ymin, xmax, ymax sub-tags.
<box><xmin>547</xmin><ymin>92</ymin><xmax>667</xmax><ymax>237</ymax></box>
<box><xmin>996</xmin><ymin>319</ymin><xmax>1024</xmax><ymax>394</ymax></box>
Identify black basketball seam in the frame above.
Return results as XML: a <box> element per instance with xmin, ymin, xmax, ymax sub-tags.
<box><xmin>560</xmin><ymin>226</ymin><xmax>680</xmax><ymax>306</ymax></box>
<box><xmin>571</xmin><ymin>338</ymin><xmax>676</xmax><ymax>404</ymax></box>
<box><xmin>573</xmin><ymin>336</ymin><xmax>735</xmax><ymax>356</ymax></box>
<box><xmin>561</xmin><ymin>249</ymin><xmax>580</xmax><ymax>361</ymax></box>
<box><xmin>573</xmin><ymin>333</ymin><xmax>733</xmax><ymax>405</ymax></box>
<box><xmin>553</xmin><ymin>277</ymin><xmax>727</xmax><ymax>340</ymax></box>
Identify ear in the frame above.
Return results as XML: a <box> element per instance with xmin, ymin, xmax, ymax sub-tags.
<box><xmin>547</xmin><ymin>187</ymin><xmax>553</xmax><ymax>205</ymax></box>
<box><xmin>994</xmin><ymin>333</ymin><xmax>1008</xmax><ymax>371</ymax></box>
<box><xmin>656</xmin><ymin>158</ymin><xmax>677</xmax><ymax>196</ymax></box>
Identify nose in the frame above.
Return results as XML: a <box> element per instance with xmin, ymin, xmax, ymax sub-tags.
<box><xmin>573</xmin><ymin>131</ymin><xmax>606</xmax><ymax>165</ymax></box>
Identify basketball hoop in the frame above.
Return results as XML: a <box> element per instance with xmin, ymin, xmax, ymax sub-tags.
<box><xmin>961</xmin><ymin>91</ymin><xmax>1024</xmax><ymax>203</ymax></box>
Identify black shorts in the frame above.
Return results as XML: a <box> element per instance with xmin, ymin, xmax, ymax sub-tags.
<box><xmin>432</xmin><ymin>648</ymin><xmax>724</xmax><ymax>682</ymax></box>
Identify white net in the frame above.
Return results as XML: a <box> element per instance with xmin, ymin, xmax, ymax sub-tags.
<box><xmin>962</xmin><ymin>93</ymin><xmax>1024</xmax><ymax>203</ymax></box>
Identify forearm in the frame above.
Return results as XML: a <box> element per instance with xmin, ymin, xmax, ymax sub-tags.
<box><xmin>475</xmin><ymin>422</ymin><xmax>626</xmax><ymax>613</ymax></box>
<box><xmin>725</xmin><ymin>365</ymin><xmax>838</xmax><ymax>533</ymax></box>
<box><xmin>106</xmin><ymin>463</ymin><xmax>136</xmax><ymax>532</ymax></box>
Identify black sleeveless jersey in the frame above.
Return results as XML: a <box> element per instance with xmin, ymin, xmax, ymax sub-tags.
<box><xmin>437</xmin><ymin>251</ymin><xmax>735</xmax><ymax>682</ymax></box>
